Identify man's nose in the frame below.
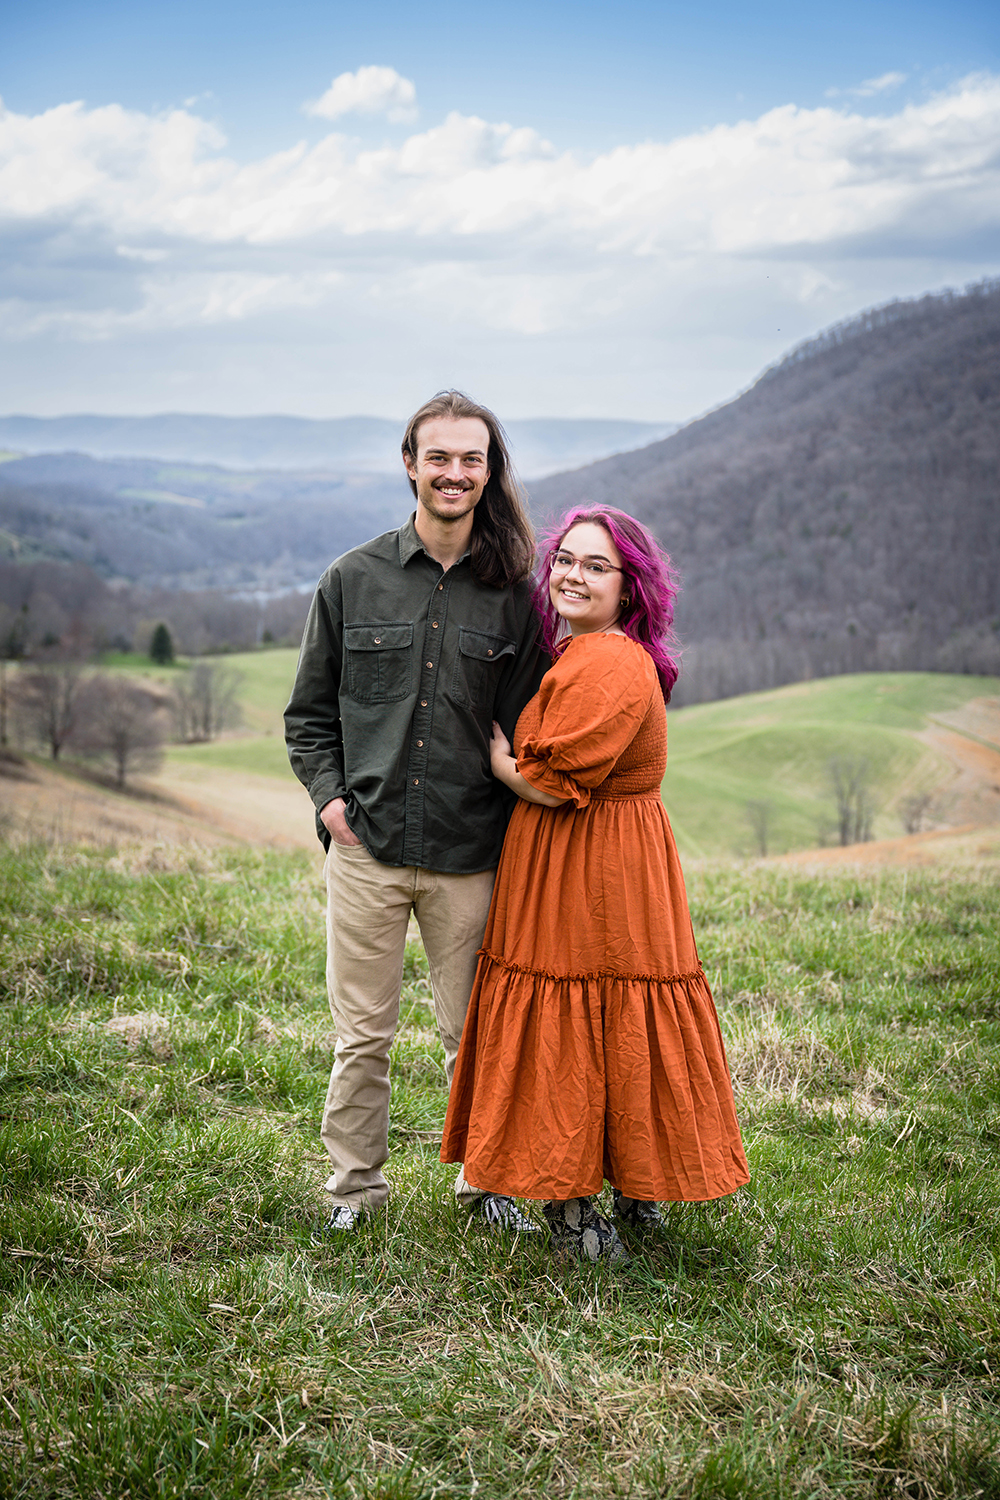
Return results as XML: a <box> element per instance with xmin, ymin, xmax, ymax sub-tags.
<box><xmin>442</xmin><ymin>457</ymin><xmax>464</xmax><ymax>480</ymax></box>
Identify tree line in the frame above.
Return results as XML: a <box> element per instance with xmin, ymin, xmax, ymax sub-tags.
<box><xmin>0</xmin><ymin>559</ymin><xmax>311</xmax><ymax>661</ymax></box>
<box><xmin>1</xmin><ymin>654</ymin><xmax>242</xmax><ymax>790</ymax></box>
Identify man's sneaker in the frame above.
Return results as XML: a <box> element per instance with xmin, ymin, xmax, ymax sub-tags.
<box><xmin>315</xmin><ymin>1202</ymin><xmax>362</xmax><ymax>1235</ymax></box>
<box><xmin>612</xmin><ymin>1188</ymin><xmax>664</xmax><ymax>1231</ymax></box>
<box><xmin>473</xmin><ymin>1193</ymin><xmax>541</xmax><ymax>1233</ymax></box>
<box><xmin>543</xmin><ymin>1197</ymin><xmax>628</xmax><ymax>1263</ymax></box>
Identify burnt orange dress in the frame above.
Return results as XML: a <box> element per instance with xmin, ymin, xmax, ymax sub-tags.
<box><xmin>440</xmin><ymin>632</ymin><xmax>749</xmax><ymax>1202</ymax></box>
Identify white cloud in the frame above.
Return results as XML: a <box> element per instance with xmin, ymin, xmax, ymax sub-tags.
<box><xmin>116</xmin><ymin>245</ymin><xmax>169</xmax><ymax>262</ymax></box>
<box><xmin>854</xmin><ymin>71</ymin><xmax>909</xmax><ymax>96</ymax></box>
<box><xmin>0</xmin><ymin>75</ymin><xmax>998</xmax><ymax>416</ymax></box>
<box><xmin>827</xmin><ymin>71</ymin><xmax>908</xmax><ymax>100</ymax></box>
<box><xmin>305</xmin><ymin>66</ymin><xmax>417</xmax><ymax>123</ymax></box>
<box><xmin>3</xmin><ymin>76</ymin><xmax>997</xmax><ymax>259</ymax></box>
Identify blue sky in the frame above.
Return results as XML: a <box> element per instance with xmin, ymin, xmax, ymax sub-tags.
<box><xmin>2</xmin><ymin>0</ymin><xmax>998</xmax><ymax>421</ymax></box>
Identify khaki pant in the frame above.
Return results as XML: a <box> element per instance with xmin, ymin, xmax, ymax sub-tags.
<box><xmin>321</xmin><ymin>840</ymin><xmax>495</xmax><ymax>1211</ymax></box>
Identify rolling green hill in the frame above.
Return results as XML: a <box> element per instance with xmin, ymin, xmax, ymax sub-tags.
<box><xmin>662</xmin><ymin>672</ymin><xmax>999</xmax><ymax>857</ymax></box>
<box><xmin>164</xmin><ymin>656</ymin><xmax>999</xmax><ymax>858</ymax></box>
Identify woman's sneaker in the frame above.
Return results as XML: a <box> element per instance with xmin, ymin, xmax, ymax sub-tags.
<box><xmin>544</xmin><ymin>1197</ymin><xmax>628</xmax><ymax>1263</ymax></box>
<box><xmin>475</xmin><ymin>1193</ymin><xmax>541</xmax><ymax>1233</ymax></box>
<box><xmin>612</xmin><ymin>1188</ymin><xmax>664</xmax><ymax>1230</ymax></box>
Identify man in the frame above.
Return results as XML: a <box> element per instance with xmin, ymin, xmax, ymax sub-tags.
<box><xmin>285</xmin><ymin>390</ymin><xmax>547</xmax><ymax>1232</ymax></box>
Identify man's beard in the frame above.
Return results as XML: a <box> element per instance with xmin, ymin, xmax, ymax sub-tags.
<box><xmin>421</xmin><ymin>483</ymin><xmax>481</xmax><ymax>522</ymax></box>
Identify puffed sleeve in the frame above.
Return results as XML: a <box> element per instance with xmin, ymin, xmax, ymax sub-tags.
<box><xmin>516</xmin><ymin>636</ymin><xmax>656</xmax><ymax>807</ymax></box>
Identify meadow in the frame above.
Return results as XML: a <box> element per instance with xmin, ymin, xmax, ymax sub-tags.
<box><xmin>157</xmin><ymin>654</ymin><xmax>1000</xmax><ymax>857</ymax></box>
<box><xmin>2</xmin><ymin>823</ymin><xmax>999</xmax><ymax>1499</ymax></box>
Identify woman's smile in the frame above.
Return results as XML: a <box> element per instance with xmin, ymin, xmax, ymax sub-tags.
<box><xmin>549</xmin><ymin>521</ymin><xmax>626</xmax><ymax>636</ymax></box>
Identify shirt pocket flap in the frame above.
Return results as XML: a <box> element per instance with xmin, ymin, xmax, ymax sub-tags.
<box><xmin>345</xmin><ymin>623</ymin><xmax>413</xmax><ymax>652</ymax></box>
<box><xmin>458</xmin><ymin>628</ymin><xmax>516</xmax><ymax>662</ymax></box>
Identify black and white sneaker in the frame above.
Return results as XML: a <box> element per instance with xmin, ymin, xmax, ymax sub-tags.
<box><xmin>315</xmin><ymin>1202</ymin><xmax>362</xmax><ymax>1235</ymax></box>
<box><xmin>612</xmin><ymin>1188</ymin><xmax>664</xmax><ymax>1231</ymax></box>
<box><xmin>544</xmin><ymin>1197</ymin><xmax>628</xmax><ymax>1262</ymax></box>
<box><xmin>473</xmin><ymin>1193</ymin><xmax>541</xmax><ymax>1233</ymax></box>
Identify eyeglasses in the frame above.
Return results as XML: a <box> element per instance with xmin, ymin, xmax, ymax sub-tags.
<box><xmin>548</xmin><ymin>550</ymin><xmax>623</xmax><ymax>579</ymax></box>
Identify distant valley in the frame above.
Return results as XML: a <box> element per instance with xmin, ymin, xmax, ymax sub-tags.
<box><xmin>1</xmin><ymin>283</ymin><xmax>997</xmax><ymax>706</ymax></box>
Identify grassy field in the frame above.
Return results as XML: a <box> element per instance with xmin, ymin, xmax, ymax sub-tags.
<box><xmin>663</xmin><ymin>673</ymin><xmax>1000</xmax><ymax>859</ymax></box>
<box><xmin>158</xmin><ymin>658</ymin><xmax>999</xmax><ymax>857</ymax></box>
<box><xmin>2</xmin><ymin>825</ymin><xmax>999</xmax><ymax>1499</ymax></box>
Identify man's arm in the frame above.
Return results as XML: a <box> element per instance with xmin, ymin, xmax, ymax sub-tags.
<box><xmin>492</xmin><ymin>598</ymin><xmax>549</xmax><ymax>743</ymax></box>
<box><xmin>284</xmin><ymin>575</ymin><xmax>361</xmax><ymax>846</ymax></box>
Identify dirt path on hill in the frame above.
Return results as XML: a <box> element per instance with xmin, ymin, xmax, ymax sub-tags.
<box><xmin>1</xmin><ymin>757</ymin><xmax>241</xmax><ymax>851</ymax></box>
<box><xmin>776</xmin><ymin>824</ymin><xmax>1000</xmax><ymax>871</ymax></box>
<box><xmin>153</xmin><ymin>764</ymin><xmax>319</xmax><ymax>851</ymax></box>
<box><xmin>776</xmin><ymin>697</ymin><xmax>1000</xmax><ymax>870</ymax></box>
<box><xmin>1</xmin><ymin>755</ymin><xmax>321</xmax><ymax>859</ymax></box>
<box><xmin>916</xmin><ymin>697</ymin><xmax>1000</xmax><ymax>827</ymax></box>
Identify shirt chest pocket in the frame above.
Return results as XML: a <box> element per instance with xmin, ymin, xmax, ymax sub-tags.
<box><xmin>344</xmin><ymin>622</ymin><xmax>414</xmax><ymax>704</ymax></box>
<box><xmin>452</xmin><ymin>628</ymin><xmax>517</xmax><ymax>712</ymax></box>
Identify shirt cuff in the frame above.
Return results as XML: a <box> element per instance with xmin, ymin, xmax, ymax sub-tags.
<box><xmin>309</xmin><ymin>772</ymin><xmax>348</xmax><ymax>813</ymax></box>
<box><xmin>516</xmin><ymin>754</ymin><xmax>591</xmax><ymax>808</ymax></box>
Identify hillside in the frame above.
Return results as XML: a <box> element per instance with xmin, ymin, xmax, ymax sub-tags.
<box><xmin>0</xmin><ymin>455</ymin><xmax>409</xmax><ymax>591</ymax></box>
<box><xmin>531</xmin><ymin>282</ymin><xmax>1000</xmax><ymax>705</ymax></box>
<box><xmin>142</xmin><ymin>653</ymin><xmax>1000</xmax><ymax>860</ymax></box>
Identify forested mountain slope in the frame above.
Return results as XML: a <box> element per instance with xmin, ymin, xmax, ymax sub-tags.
<box><xmin>0</xmin><ymin>456</ymin><xmax>409</xmax><ymax>591</ymax></box>
<box><xmin>532</xmin><ymin>282</ymin><xmax>1000</xmax><ymax>704</ymax></box>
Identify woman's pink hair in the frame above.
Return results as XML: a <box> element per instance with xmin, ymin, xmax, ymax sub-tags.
<box><xmin>534</xmin><ymin>506</ymin><xmax>681</xmax><ymax>700</ymax></box>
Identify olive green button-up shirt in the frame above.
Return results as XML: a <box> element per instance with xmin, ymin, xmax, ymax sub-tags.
<box><xmin>284</xmin><ymin>514</ymin><xmax>548</xmax><ymax>873</ymax></box>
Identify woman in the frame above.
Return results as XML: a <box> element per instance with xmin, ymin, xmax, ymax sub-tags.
<box><xmin>441</xmin><ymin>506</ymin><xmax>749</xmax><ymax>1261</ymax></box>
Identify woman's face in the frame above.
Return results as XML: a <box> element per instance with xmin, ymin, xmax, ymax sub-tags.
<box><xmin>549</xmin><ymin>522</ymin><xmax>626</xmax><ymax>637</ymax></box>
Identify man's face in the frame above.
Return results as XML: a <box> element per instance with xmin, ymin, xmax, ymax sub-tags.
<box><xmin>404</xmin><ymin>416</ymin><xmax>491</xmax><ymax>526</ymax></box>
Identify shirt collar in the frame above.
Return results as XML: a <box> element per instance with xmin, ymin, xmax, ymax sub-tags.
<box><xmin>398</xmin><ymin>512</ymin><xmax>472</xmax><ymax>569</ymax></box>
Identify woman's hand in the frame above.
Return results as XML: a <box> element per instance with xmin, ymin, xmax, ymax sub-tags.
<box><xmin>490</xmin><ymin>720</ymin><xmax>512</xmax><ymax>771</ymax></box>
<box><xmin>490</xmin><ymin>720</ymin><xmax>565</xmax><ymax>807</ymax></box>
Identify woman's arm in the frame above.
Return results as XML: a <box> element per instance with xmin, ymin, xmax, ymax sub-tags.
<box><xmin>490</xmin><ymin>722</ymin><xmax>566</xmax><ymax>807</ymax></box>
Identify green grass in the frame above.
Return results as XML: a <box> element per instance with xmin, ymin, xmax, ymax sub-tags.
<box><xmin>123</xmin><ymin>658</ymin><xmax>1000</xmax><ymax>848</ymax></box>
<box><xmin>2</xmin><ymin>829</ymin><xmax>999</xmax><ymax>1498</ymax></box>
<box><xmin>663</xmin><ymin>672</ymin><xmax>1000</xmax><ymax>858</ymax></box>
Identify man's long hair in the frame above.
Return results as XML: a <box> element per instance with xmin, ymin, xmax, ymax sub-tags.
<box><xmin>401</xmin><ymin>390</ymin><xmax>536</xmax><ymax>590</ymax></box>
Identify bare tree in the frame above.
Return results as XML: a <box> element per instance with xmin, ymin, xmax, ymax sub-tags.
<box><xmin>0</xmin><ymin>602</ymin><xmax>29</xmax><ymax>748</ymax></box>
<box><xmin>828</xmin><ymin>755</ymin><xmax>876</xmax><ymax>846</ymax></box>
<box><xmin>899</xmin><ymin>791</ymin><xmax>934</xmax><ymax>834</ymax></box>
<box><xmin>14</xmin><ymin>662</ymin><xmax>85</xmax><ymax>760</ymax></box>
<box><xmin>744</xmin><ymin>799</ymin><xmax>774</xmax><ymax>857</ymax></box>
<box><xmin>75</xmin><ymin>674</ymin><xmax>169</xmax><ymax>788</ymax></box>
<box><xmin>172</xmin><ymin>660</ymin><xmax>242</xmax><ymax>742</ymax></box>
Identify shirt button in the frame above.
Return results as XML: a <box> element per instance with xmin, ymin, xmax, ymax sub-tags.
<box><xmin>416</xmin><ymin>739</ymin><xmax>424</xmax><ymax>747</ymax></box>
<box><xmin>432</xmin><ymin>621</ymin><xmax>439</xmax><ymax>628</ymax></box>
<box><xmin>425</xmin><ymin>661</ymin><xmax>433</xmax><ymax>669</ymax></box>
<box><xmin>420</xmin><ymin>699</ymin><xmax>428</xmax><ymax>707</ymax></box>
<box><xmin>487</xmin><ymin>648</ymin><xmax>493</xmax><ymax>656</ymax></box>
<box><xmin>374</xmin><ymin>636</ymin><xmax>381</xmax><ymax>644</ymax></box>
<box><xmin>438</xmin><ymin>584</ymin><xmax>444</xmax><ymax>591</ymax></box>
<box><xmin>413</xmin><ymin>778</ymin><xmax>419</xmax><ymax>786</ymax></box>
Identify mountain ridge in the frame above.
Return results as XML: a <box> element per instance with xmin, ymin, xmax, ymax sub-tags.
<box><xmin>0</xmin><ymin>414</ymin><xmax>677</xmax><ymax>480</ymax></box>
<box><xmin>530</xmin><ymin>282</ymin><xmax>1000</xmax><ymax>705</ymax></box>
